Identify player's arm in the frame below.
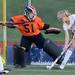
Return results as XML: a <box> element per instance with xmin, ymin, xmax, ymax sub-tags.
<box><xmin>0</xmin><ymin>20</ymin><xmax>16</xmax><ymax>28</ymax></box>
<box><xmin>7</xmin><ymin>16</ymin><xmax>25</xmax><ymax>28</ymax></box>
<box><xmin>41</xmin><ymin>21</ymin><xmax>61</xmax><ymax>34</ymax></box>
<box><xmin>7</xmin><ymin>18</ymin><xmax>25</xmax><ymax>28</ymax></box>
<box><xmin>44</xmin><ymin>24</ymin><xmax>61</xmax><ymax>34</ymax></box>
<box><xmin>63</xmin><ymin>24</ymin><xmax>70</xmax><ymax>49</ymax></box>
<box><xmin>38</xmin><ymin>17</ymin><xmax>61</xmax><ymax>34</ymax></box>
<box><xmin>64</xmin><ymin>30</ymin><xmax>70</xmax><ymax>48</ymax></box>
<box><xmin>42</xmin><ymin>24</ymin><xmax>50</xmax><ymax>30</ymax></box>
<box><xmin>41</xmin><ymin>23</ymin><xmax>61</xmax><ymax>34</ymax></box>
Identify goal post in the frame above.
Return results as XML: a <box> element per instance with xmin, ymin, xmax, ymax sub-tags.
<box><xmin>2</xmin><ymin>0</ymin><xmax>7</xmax><ymax>64</ymax></box>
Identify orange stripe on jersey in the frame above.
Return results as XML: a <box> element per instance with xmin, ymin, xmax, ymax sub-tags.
<box><xmin>11</xmin><ymin>15</ymin><xmax>44</xmax><ymax>36</ymax></box>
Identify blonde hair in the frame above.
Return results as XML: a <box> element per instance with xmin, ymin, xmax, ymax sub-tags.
<box><xmin>57</xmin><ymin>10</ymin><xmax>71</xmax><ymax>20</ymax></box>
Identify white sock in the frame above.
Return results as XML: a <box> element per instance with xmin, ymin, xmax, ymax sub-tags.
<box><xmin>60</xmin><ymin>50</ymin><xmax>72</xmax><ymax>69</ymax></box>
<box><xmin>0</xmin><ymin>56</ymin><xmax>4</xmax><ymax>72</ymax></box>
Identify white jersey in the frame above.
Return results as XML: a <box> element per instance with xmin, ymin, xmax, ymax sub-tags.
<box><xmin>63</xmin><ymin>14</ymin><xmax>75</xmax><ymax>31</ymax></box>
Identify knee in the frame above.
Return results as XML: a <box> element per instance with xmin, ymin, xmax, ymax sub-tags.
<box><xmin>43</xmin><ymin>39</ymin><xmax>63</xmax><ymax>58</ymax></box>
<box><xmin>13</xmin><ymin>44</ymin><xmax>26</xmax><ymax>53</ymax></box>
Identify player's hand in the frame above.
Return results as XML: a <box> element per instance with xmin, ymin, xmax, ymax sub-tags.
<box><xmin>72</xmin><ymin>28</ymin><xmax>75</xmax><ymax>34</ymax></box>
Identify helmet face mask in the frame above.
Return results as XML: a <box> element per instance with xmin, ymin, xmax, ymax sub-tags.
<box><xmin>24</xmin><ymin>5</ymin><xmax>37</xmax><ymax>21</ymax></box>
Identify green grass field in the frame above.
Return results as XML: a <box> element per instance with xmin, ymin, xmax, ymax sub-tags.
<box><xmin>5</xmin><ymin>65</ymin><xmax>75</xmax><ymax>75</ymax></box>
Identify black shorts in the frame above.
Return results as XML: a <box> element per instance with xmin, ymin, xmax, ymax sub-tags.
<box><xmin>20</xmin><ymin>33</ymin><xmax>46</xmax><ymax>51</ymax></box>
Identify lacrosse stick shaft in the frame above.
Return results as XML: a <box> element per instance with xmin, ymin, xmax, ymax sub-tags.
<box><xmin>0</xmin><ymin>21</ymin><xmax>28</xmax><ymax>27</ymax></box>
<box><xmin>48</xmin><ymin>34</ymin><xmax>75</xmax><ymax>69</ymax></box>
<box><xmin>48</xmin><ymin>50</ymin><xmax>66</xmax><ymax>69</ymax></box>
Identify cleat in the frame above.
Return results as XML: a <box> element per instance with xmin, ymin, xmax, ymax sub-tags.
<box><xmin>46</xmin><ymin>65</ymin><xmax>52</xmax><ymax>70</ymax></box>
<box><xmin>3</xmin><ymin>70</ymin><xmax>9</xmax><ymax>73</ymax></box>
<box><xmin>0</xmin><ymin>70</ymin><xmax>9</xmax><ymax>75</ymax></box>
<box><xmin>59</xmin><ymin>64</ymin><xmax>65</xmax><ymax>70</ymax></box>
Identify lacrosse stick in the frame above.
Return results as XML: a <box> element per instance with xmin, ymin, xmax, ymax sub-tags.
<box><xmin>46</xmin><ymin>33</ymin><xmax>75</xmax><ymax>70</ymax></box>
<box><xmin>0</xmin><ymin>21</ymin><xmax>27</xmax><ymax>25</ymax></box>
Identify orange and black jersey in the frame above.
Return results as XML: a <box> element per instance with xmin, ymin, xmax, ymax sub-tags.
<box><xmin>11</xmin><ymin>15</ymin><xmax>47</xmax><ymax>36</ymax></box>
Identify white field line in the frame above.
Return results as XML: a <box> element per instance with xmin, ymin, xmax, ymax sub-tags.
<box><xmin>31</xmin><ymin>62</ymin><xmax>75</xmax><ymax>65</ymax></box>
<box><xmin>12</xmin><ymin>69</ymin><xmax>75</xmax><ymax>73</ymax></box>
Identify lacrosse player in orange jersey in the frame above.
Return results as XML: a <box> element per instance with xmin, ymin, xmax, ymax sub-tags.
<box><xmin>7</xmin><ymin>4</ymin><xmax>62</xmax><ymax>68</ymax></box>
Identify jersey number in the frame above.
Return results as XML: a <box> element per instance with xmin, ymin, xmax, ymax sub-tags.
<box><xmin>24</xmin><ymin>24</ymin><xmax>34</xmax><ymax>33</ymax></box>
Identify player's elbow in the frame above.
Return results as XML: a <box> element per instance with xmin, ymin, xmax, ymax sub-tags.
<box><xmin>42</xmin><ymin>24</ymin><xmax>49</xmax><ymax>30</ymax></box>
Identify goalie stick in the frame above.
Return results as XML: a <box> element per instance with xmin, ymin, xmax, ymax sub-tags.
<box><xmin>0</xmin><ymin>21</ymin><xmax>27</xmax><ymax>26</ymax></box>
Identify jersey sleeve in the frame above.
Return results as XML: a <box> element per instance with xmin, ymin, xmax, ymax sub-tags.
<box><xmin>37</xmin><ymin>17</ymin><xmax>44</xmax><ymax>29</ymax></box>
<box><xmin>11</xmin><ymin>16</ymin><xmax>20</xmax><ymax>23</ymax></box>
<box><xmin>11</xmin><ymin>16</ymin><xmax>25</xmax><ymax>28</ymax></box>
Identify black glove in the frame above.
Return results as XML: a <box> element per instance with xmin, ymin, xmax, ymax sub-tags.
<box><xmin>45</xmin><ymin>29</ymin><xmax>61</xmax><ymax>34</ymax></box>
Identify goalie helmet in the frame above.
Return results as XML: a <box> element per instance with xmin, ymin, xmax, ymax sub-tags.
<box><xmin>24</xmin><ymin>5</ymin><xmax>37</xmax><ymax>21</ymax></box>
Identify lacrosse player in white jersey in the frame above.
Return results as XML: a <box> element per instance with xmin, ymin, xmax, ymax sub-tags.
<box><xmin>0</xmin><ymin>50</ymin><xmax>9</xmax><ymax>75</ymax></box>
<box><xmin>57</xmin><ymin>10</ymin><xmax>75</xmax><ymax>69</ymax></box>
<box><xmin>0</xmin><ymin>55</ymin><xmax>4</xmax><ymax>74</ymax></box>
